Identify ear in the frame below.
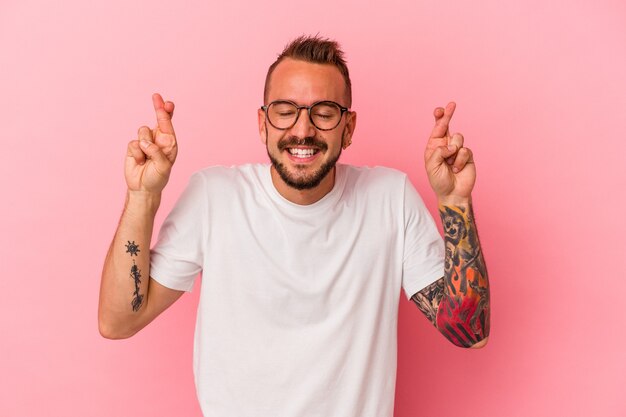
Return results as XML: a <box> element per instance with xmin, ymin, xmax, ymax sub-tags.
<box><xmin>342</xmin><ymin>111</ymin><xmax>357</xmax><ymax>149</ymax></box>
<box><xmin>258</xmin><ymin>107</ymin><xmax>268</xmax><ymax>145</ymax></box>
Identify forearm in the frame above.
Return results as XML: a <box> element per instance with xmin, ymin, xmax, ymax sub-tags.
<box><xmin>98</xmin><ymin>190</ymin><xmax>161</xmax><ymax>339</ymax></box>
<box><xmin>436</xmin><ymin>199</ymin><xmax>490</xmax><ymax>348</ymax></box>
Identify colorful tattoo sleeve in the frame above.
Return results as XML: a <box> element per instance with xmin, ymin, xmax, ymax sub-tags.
<box><xmin>411</xmin><ymin>203</ymin><xmax>490</xmax><ymax>348</ymax></box>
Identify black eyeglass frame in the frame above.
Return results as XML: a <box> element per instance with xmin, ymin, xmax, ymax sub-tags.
<box><xmin>261</xmin><ymin>100</ymin><xmax>350</xmax><ymax>131</ymax></box>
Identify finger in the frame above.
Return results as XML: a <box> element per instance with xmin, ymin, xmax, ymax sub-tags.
<box><xmin>428</xmin><ymin>144</ymin><xmax>458</xmax><ymax>168</ymax></box>
<box><xmin>154</xmin><ymin>133</ymin><xmax>178</xmax><ymax>164</ymax></box>
<box><xmin>429</xmin><ymin>102</ymin><xmax>456</xmax><ymax>139</ymax></box>
<box><xmin>452</xmin><ymin>147</ymin><xmax>474</xmax><ymax>173</ymax></box>
<box><xmin>424</xmin><ymin>107</ymin><xmax>450</xmax><ymax>161</ymax></box>
<box><xmin>127</xmin><ymin>140</ymin><xmax>146</xmax><ymax>165</ymax></box>
<box><xmin>449</xmin><ymin>132</ymin><xmax>464</xmax><ymax>149</ymax></box>
<box><xmin>164</xmin><ymin>101</ymin><xmax>175</xmax><ymax>117</ymax></box>
<box><xmin>138</xmin><ymin>125</ymin><xmax>153</xmax><ymax>143</ymax></box>
<box><xmin>152</xmin><ymin>93</ymin><xmax>175</xmax><ymax>135</ymax></box>
<box><xmin>139</xmin><ymin>140</ymin><xmax>172</xmax><ymax>173</ymax></box>
<box><xmin>425</xmin><ymin>139</ymin><xmax>458</xmax><ymax>163</ymax></box>
<box><xmin>445</xmin><ymin>132</ymin><xmax>464</xmax><ymax>164</ymax></box>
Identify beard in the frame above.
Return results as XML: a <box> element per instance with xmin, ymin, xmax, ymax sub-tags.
<box><xmin>267</xmin><ymin>135</ymin><xmax>342</xmax><ymax>190</ymax></box>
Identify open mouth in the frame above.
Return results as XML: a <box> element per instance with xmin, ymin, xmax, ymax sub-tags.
<box><xmin>287</xmin><ymin>147</ymin><xmax>320</xmax><ymax>159</ymax></box>
<box><xmin>277</xmin><ymin>137</ymin><xmax>327</xmax><ymax>163</ymax></box>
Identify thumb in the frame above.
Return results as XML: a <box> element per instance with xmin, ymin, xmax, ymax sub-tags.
<box><xmin>139</xmin><ymin>140</ymin><xmax>172</xmax><ymax>172</ymax></box>
<box><xmin>428</xmin><ymin>145</ymin><xmax>458</xmax><ymax>165</ymax></box>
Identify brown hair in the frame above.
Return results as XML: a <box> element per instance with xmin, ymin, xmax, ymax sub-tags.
<box><xmin>263</xmin><ymin>35</ymin><xmax>352</xmax><ymax>107</ymax></box>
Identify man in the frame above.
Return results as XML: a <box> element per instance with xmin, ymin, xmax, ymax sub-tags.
<box><xmin>99</xmin><ymin>35</ymin><xmax>490</xmax><ymax>416</ymax></box>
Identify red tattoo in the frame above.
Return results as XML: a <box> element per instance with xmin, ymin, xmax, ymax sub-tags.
<box><xmin>438</xmin><ymin>204</ymin><xmax>490</xmax><ymax>347</ymax></box>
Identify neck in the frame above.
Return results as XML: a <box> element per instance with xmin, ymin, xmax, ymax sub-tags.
<box><xmin>270</xmin><ymin>166</ymin><xmax>336</xmax><ymax>205</ymax></box>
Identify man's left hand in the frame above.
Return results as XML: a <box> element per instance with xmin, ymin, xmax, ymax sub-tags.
<box><xmin>424</xmin><ymin>102</ymin><xmax>475</xmax><ymax>204</ymax></box>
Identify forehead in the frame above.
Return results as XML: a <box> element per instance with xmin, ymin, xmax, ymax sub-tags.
<box><xmin>267</xmin><ymin>58</ymin><xmax>347</xmax><ymax>105</ymax></box>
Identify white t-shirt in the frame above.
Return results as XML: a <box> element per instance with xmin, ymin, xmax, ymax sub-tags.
<box><xmin>151</xmin><ymin>163</ymin><xmax>444</xmax><ymax>417</ymax></box>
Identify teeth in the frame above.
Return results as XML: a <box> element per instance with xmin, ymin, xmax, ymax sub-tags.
<box><xmin>288</xmin><ymin>148</ymin><xmax>316</xmax><ymax>158</ymax></box>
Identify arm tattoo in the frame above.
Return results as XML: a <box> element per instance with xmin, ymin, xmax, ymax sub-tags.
<box><xmin>411</xmin><ymin>204</ymin><xmax>490</xmax><ymax>347</ymax></box>
<box><xmin>125</xmin><ymin>241</ymin><xmax>144</xmax><ymax>312</ymax></box>
<box><xmin>411</xmin><ymin>278</ymin><xmax>444</xmax><ymax>324</ymax></box>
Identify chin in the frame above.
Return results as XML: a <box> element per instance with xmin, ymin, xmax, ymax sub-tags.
<box><xmin>269</xmin><ymin>152</ymin><xmax>340</xmax><ymax>191</ymax></box>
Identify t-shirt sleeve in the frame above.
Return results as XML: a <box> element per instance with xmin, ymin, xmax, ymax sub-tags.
<box><xmin>150</xmin><ymin>172</ymin><xmax>206</xmax><ymax>292</ymax></box>
<box><xmin>401</xmin><ymin>177</ymin><xmax>445</xmax><ymax>300</ymax></box>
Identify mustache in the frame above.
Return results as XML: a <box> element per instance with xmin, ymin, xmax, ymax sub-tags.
<box><xmin>277</xmin><ymin>136</ymin><xmax>328</xmax><ymax>151</ymax></box>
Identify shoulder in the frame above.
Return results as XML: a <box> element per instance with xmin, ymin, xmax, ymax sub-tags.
<box><xmin>194</xmin><ymin>164</ymin><xmax>263</xmax><ymax>180</ymax></box>
<box><xmin>342</xmin><ymin>165</ymin><xmax>431</xmax><ymax>215</ymax></box>
<box><xmin>192</xmin><ymin>163</ymin><xmax>268</xmax><ymax>190</ymax></box>
<box><xmin>342</xmin><ymin>164</ymin><xmax>408</xmax><ymax>189</ymax></box>
<box><xmin>338</xmin><ymin>165</ymin><xmax>410</xmax><ymax>210</ymax></box>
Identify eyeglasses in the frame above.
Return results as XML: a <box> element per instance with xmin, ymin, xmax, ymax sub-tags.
<box><xmin>261</xmin><ymin>100</ymin><xmax>349</xmax><ymax>131</ymax></box>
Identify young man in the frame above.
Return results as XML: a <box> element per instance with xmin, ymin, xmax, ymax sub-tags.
<box><xmin>99</xmin><ymin>36</ymin><xmax>490</xmax><ymax>416</ymax></box>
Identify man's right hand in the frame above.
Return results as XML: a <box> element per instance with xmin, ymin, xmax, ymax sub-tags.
<box><xmin>125</xmin><ymin>93</ymin><xmax>178</xmax><ymax>193</ymax></box>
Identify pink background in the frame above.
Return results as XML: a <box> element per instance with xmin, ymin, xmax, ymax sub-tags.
<box><xmin>1</xmin><ymin>0</ymin><xmax>625</xmax><ymax>416</ymax></box>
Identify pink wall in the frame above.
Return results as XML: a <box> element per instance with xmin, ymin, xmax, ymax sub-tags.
<box><xmin>1</xmin><ymin>0</ymin><xmax>624</xmax><ymax>416</ymax></box>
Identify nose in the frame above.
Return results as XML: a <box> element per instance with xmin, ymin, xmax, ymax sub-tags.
<box><xmin>289</xmin><ymin>107</ymin><xmax>316</xmax><ymax>138</ymax></box>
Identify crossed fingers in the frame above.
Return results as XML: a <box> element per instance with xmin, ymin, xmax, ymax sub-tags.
<box><xmin>426</xmin><ymin>102</ymin><xmax>473</xmax><ymax>172</ymax></box>
<box><xmin>127</xmin><ymin>94</ymin><xmax>177</xmax><ymax>166</ymax></box>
